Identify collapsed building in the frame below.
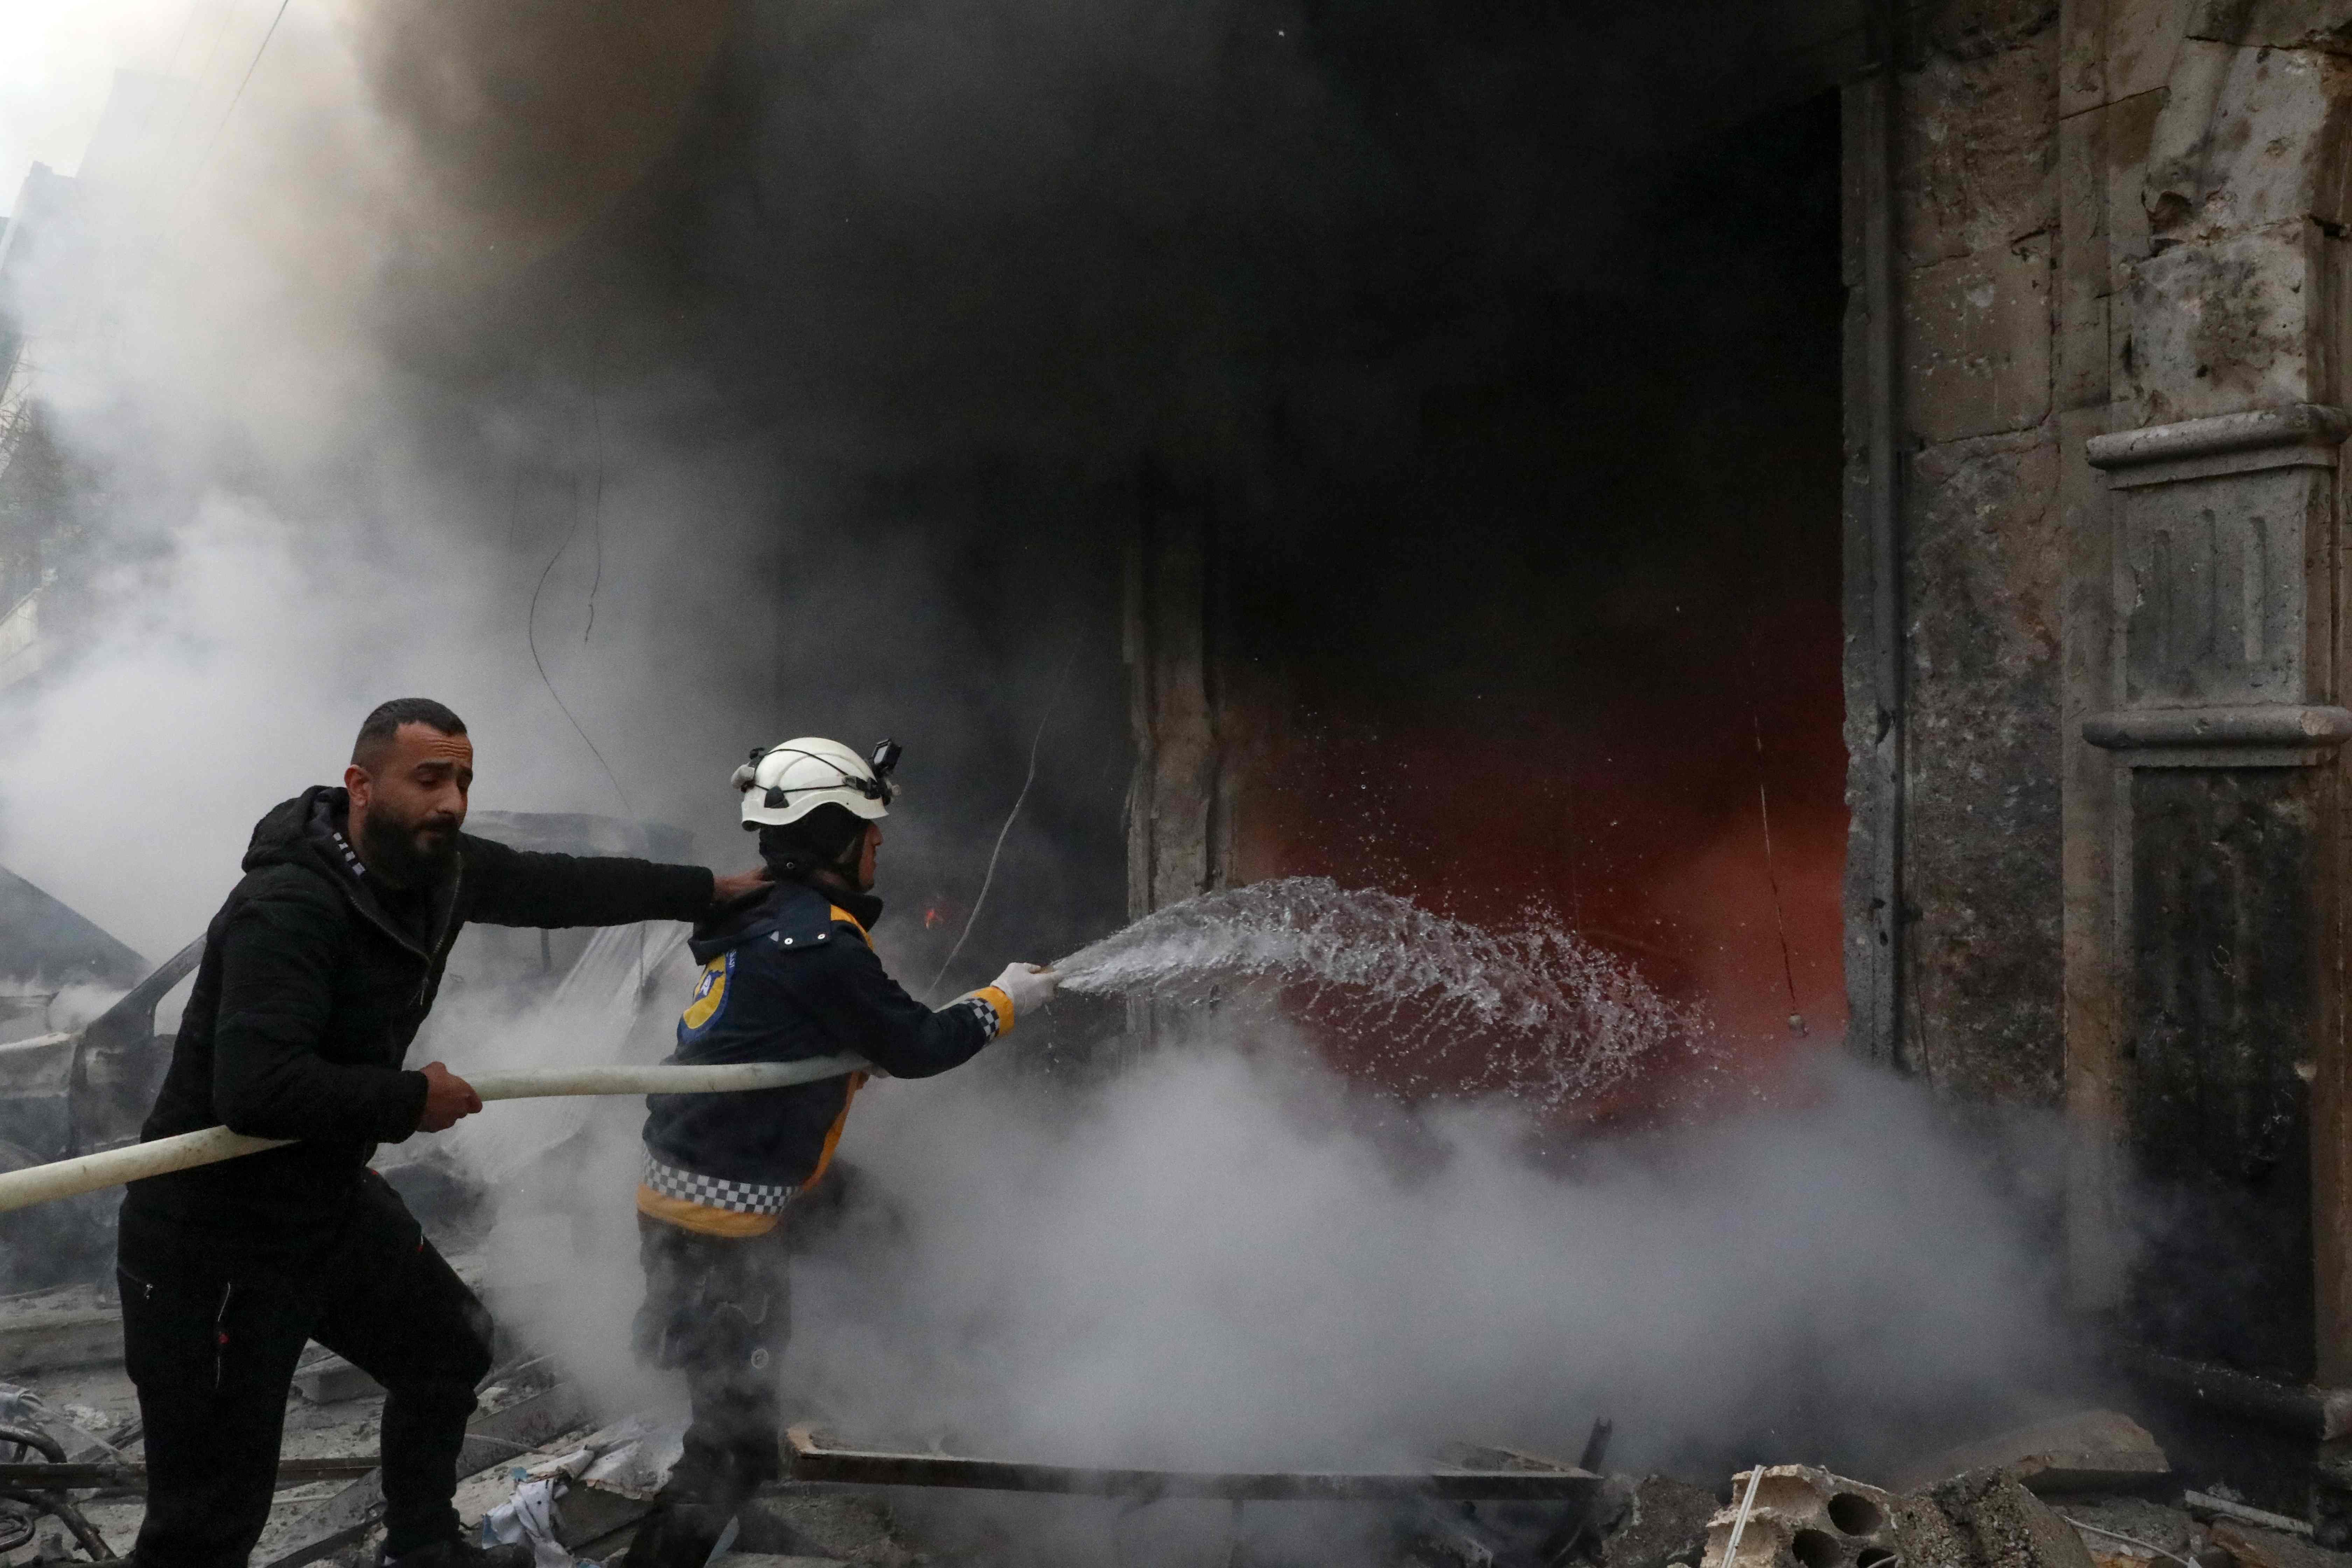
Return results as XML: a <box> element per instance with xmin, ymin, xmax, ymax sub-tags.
<box><xmin>9</xmin><ymin>0</ymin><xmax>2352</xmax><ymax>1562</ymax></box>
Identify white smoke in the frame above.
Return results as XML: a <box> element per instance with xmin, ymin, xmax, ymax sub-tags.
<box><xmin>787</xmin><ymin>1031</ymin><xmax>2066</xmax><ymax>1480</ymax></box>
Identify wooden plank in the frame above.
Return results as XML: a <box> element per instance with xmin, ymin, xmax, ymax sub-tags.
<box><xmin>0</xmin><ymin>1307</ymin><xmax>122</xmax><ymax>1377</ymax></box>
<box><xmin>784</xmin><ymin>1426</ymin><xmax>1600</xmax><ymax>1503</ymax></box>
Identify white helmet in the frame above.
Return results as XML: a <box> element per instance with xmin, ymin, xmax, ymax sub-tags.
<box><xmin>733</xmin><ymin>736</ymin><xmax>899</xmax><ymax>829</ymax></box>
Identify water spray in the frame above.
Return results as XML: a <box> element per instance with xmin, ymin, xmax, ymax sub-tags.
<box><xmin>1052</xmin><ymin>876</ymin><xmax>1696</xmax><ymax>1107</ymax></box>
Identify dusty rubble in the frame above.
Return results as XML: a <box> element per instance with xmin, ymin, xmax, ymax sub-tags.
<box><xmin>0</xmin><ymin>1273</ymin><xmax>2345</xmax><ymax>1568</ymax></box>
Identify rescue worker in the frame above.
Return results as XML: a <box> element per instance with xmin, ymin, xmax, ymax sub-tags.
<box><xmin>624</xmin><ymin>737</ymin><xmax>1056</xmax><ymax>1566</ymax></box>
<box><xmin>116</xmin><ymin>698</ymin><xmax>772</xmax><ymax>1568</ymax></box>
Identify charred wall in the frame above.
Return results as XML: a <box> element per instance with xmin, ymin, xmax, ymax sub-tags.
<box><xmin>1850</xmin><ymin>0</ymin><xmax>2070</xmax><ymax>1106</ymax></box>
<box><xmin>1855</xmin><ymin>0</ymin><xmax>2352</xmax><ymax>1377</ymax></box>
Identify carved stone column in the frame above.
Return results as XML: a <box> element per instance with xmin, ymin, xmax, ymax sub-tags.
<box><xmin>2084</xmin><ymin>403</ymin><xmax>2352</xmax><ymax>1378</ymax></box>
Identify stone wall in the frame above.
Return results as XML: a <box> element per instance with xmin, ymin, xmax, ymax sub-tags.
<box><xmin>1852</xmin><ymin>0</ymin><xmax>2352</xmax><ymax>1371</ymax></box>
<box><xmin>1853</xmin><ymin>0</ymin><xmax>2072</xmax><ymax>1103</ymax></box>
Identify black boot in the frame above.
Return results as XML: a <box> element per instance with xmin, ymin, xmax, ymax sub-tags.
<box><xmin>378</xmin><ymin>1540</ymin><xmax>534</xmax><ymax>1568</ymax></box>
<box><xmin>620</xmin><ymin>1502</ymin><xmax>736</xmax><ymax>1568</ymax></box>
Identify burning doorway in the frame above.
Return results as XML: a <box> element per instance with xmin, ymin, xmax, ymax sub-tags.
<box><xmin>1128</xmin><ymin>94</ymin><xmax>1849</xmax><ymax>1106</ymax></box>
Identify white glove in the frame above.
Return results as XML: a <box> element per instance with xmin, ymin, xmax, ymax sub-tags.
<box><xmin>988</xmin><ymin>962</ymin><xmax>1059</xmax><ymax>1024</ymax></box>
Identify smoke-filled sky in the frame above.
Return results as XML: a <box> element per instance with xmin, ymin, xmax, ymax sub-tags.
<box><xmin>0</xmin><ymin>0</ymin><xmax>1851</xmax><ymax>1027</ymax></box>
<box><xmin>0</xmin><ymin>0</ymin><xmax>1136</xmax><ymax>980</ymax></box>
<box><xmin>0</xmin><ymin>6</ymin><xmax>167</xmax><ymax>185</ymax></box>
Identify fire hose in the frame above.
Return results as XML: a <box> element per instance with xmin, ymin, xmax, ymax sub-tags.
<box><xmin>0</xmin><ymin>1056</ymin><xmax>869</xmax><ymax>1215</ymax></box>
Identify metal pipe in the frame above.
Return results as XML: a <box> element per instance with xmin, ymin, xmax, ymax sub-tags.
<box><xmin>2108</xmin><ymin>1339</ymin><xmax>2351</xmax><ymax>1440</ymax></box>
<box><xmin>0</xmin><ymin>1055</ymin><xmax>868</xmax><ymax>1213</ymax></box>
<box><xmin>783</xmin><ymin>1424</ymin><xmax>1601</xmax><ymax>1503</ymax></box>
<box><xmin>0</xmin><ymin>1457</ymin><xmax>380</xmax><ymax>1491</ymax></box>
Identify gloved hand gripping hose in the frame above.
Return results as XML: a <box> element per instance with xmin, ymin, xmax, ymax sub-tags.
<box><xmin>987</xmin><ymin>963</ymin><xmax>1059</xmax><ymax>1022</ymax></box>
<box><xmin>0</xmin><ymin>1056</ymin><xmax>869</xmax><ymax>1216</ymax></box>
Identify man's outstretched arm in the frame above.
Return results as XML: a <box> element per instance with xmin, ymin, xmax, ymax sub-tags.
<box><xmin>460</xmin><ymin>834</ymin><xmax>765</xmax><ymax>928</ymax></box>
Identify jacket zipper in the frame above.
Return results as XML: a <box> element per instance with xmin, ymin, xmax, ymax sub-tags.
<box><xmin>341</xmin><ymin>860</ymin><xmax>463</xmax><ymax>1006</ymax></box>
<box><xmin>212</xmin><ymin>1281</ymin><xmax>234</xmax><ymax>1388</ymax></box>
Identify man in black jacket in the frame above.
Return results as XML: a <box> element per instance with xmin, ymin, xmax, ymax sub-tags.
<box><xmin>622</xmin><ymin>736</ymin><xmax>1055</xmax><ymax>1568</ymax></box>
<box><xmin>116</xmin><ymin>698</ymin><xmax>768</xmax><ymax>1568</ymax></box>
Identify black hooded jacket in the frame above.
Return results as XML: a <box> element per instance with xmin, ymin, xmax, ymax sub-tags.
<box><xmin>639</xmin><ymin>880</ymin><xmax>1001</xmax><ymax>1199</ymax></box>
<box><xmin>119</xmin><ymin>785</ymin><xmax>715</xmax><ymax>1259</ymax></box>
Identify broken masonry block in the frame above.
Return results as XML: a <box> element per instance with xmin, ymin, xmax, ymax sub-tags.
<box><xmin>1890</xmin><ymin>1468</ymin><xmax>2100</xmax><ymax>1568</ymax></box>
<box><xmin>1603</xmin><ymin>1477</ymin><xmax>1723</xmax><ymax>1568</ymax></box>
<box><xmin>292</xmin><ymin>1354</ymin><xmax>386</xmax><ymax>1406</ymax></box>
<box><xmin>1887</xmin><ymin>1412</ymin><xmax>2172</xmax><ymax>1497</ymax></box>
<box><xmin>2205</xmin><ymin>1520</ymin><xmax>2342</xmax><ymax>1568</ymax></box>
<box><xmin>1700</xmin><ymin>1466</ymin><xmax>1900</xmax><ymax>1568</ymax></box>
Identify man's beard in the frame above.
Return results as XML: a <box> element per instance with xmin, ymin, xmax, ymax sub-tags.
<box><xmin>359</xmin><ymin>806</ymin><xmax>460</xmax><ymax>887</ymax></box>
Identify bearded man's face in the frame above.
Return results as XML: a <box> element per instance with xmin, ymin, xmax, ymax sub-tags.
<box><xmin>348</xmin><ymin>724</ymin><xmax>472</xmax><ymax>885</ymax></box>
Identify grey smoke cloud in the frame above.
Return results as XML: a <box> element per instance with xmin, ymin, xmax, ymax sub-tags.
<box><xmin>783</xmin><ymin>1033</ymin><xmax>2067</xmax><ymax>1485</ymax></box>
<box><xmin>425</xmin><ymin>975</ymin><xmax>2071</xmax><ymax>1564</ymax></box>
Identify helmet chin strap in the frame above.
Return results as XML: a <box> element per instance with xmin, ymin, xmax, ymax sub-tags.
<box><xmin>757</xmin><ymin>815</ymin><xmax>869</xmax><ymax>889</ymax></box>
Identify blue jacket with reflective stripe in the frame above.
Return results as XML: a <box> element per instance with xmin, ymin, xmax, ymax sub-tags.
<box><xmin>640</xmin><ymin>879</ymin><xmax>994</xmax><ymax>1189</ymax></box>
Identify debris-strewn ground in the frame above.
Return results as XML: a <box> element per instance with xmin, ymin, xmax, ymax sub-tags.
<box><xmin>0</xmin><ymin>1278</ymin><xmax>2341</xmax><ymax>1568</ymax></box>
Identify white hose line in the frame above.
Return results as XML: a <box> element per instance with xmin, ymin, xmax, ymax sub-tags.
<box><xmin>0</xmin><ymin>1055</ymin><xmax>869</xmax><ymax>1215</ymax></box>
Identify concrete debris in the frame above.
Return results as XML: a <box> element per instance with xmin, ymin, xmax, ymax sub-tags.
<box><xmin>1700</xmin><ymin>1465</ymin><xmax>1898</xmax><ymax>1568</ymax></box>
<box><xmin>0</xmin><ymin>1286</ymin><xmax>121</xmax><ymax>1379</ymax></box>
<box><xmin>1597</xmin><ymin>1477</ymin><xmax>1721</xmax><ymax>1568</ymax></box>
<box><xmin>1889</xmin><ymin>1469</ymin><xmax>2099</xmax><ymax>1568</ymax></box>
<box><xmin>2208</xmin><ymin>1520</ymin><xmax>2344</xmax><ymax>1568</ymax></box>
<box><xmin>1399</xmin><ymin>1510</ymin><xmax>1499</xmax><ymax>1568</ymax></box>
<box><xmin>1888</xmin><ymin>1413</ymin><xmax>2172</xmax><ymax>1496</ymax></box>
<box><xmin>734</xmin><ymin>1493</ymin><xmax>918</xmax><ymax>1567</ymax></box>
<box><xmin>2058</xmin><ymin>1498</ymin><xmax>2200</xmax><ymax>1568</ymax></box>
<box><xmin>290</xmin><ymin>1356</ymin><xmax>384</xmax><ymax>1408</ymax></box>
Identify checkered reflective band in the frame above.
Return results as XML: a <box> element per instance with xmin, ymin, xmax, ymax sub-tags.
<box><xmin>955</xmin><ymin>993</ymin><xmax>1003</xmax><ymax>1041</ymax></box>
<box><xmin>643</xmin><ymin>1154</ymin><xmax>797</xmax><ymax>1216</ymax></box>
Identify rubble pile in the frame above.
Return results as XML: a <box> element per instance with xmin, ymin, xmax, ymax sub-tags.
<box><xmin>0</xmin><ymin>1256</ymin><xmax>2350</xmax><ymax>1568</ymax></box>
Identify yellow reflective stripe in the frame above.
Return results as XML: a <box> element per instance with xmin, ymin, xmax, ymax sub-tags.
<box><xmin>635</xmin><ymin>1183</ymin><xmax>780</xmax><ymax>1238</ymax></box>
<box><xmin>974</xmin><ymin>985</ymin><xmax>1015</xmax><ymax>1034</ymax></box>
<box><xmin>803</xmin><ymin>1072</ymin><xmax>866</xmax><ymax>1189</ymax></box>
<box><xmin>826</xmin><ymin>905</ymin><xmax>873</xmax><ymax>946</ymax></box>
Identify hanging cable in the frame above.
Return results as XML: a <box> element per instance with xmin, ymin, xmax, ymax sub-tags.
<box><xmin>523</xmin><ymin>392</ymin><xmax>632</xmax><ymax>818</ymax></box>
<box><xmin>925</xmin><ymin>641</ymin><xmax>1082</xmax><ymax>1000</ymax></box>
<box><xmin>584</xmin><ymin>371</ymin><xmax>606</xmax><ymax>641</ymax></box>
<box><xmin>190</xmin><ymin>0</ymin><xmax>292</xmax><ymax>178</ymax></box>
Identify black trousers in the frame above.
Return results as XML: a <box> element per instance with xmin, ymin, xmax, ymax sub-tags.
<box><xmin>116</xmin><ymin>1174</ymin><xmax>494</xmax><ymax>1568</ymax></box>
<box><xmin>631</xmin><ymin>1214</ymin><xmax>792</xmax><ymax>1510</ymax></box>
